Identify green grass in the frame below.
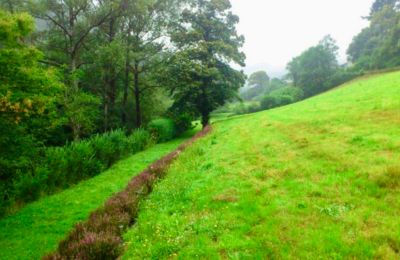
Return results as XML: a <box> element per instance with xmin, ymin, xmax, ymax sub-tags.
<box><xmin>123</xmin><ymin>71</ymin><xmax>400</xmax><ymax>259</ymax></box>
<box><xmin>0</xmin><ymin>131</ymin><xmax>196</xmax><ymax>260</ymax></box>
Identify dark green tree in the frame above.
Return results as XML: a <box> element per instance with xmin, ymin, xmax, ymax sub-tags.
<box><xmin>165</xmin><ymin>0</ymin><xmax>246</xmax><ymax>127</ymax></box>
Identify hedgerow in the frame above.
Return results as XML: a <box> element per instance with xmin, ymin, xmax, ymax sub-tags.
<box><xmin>1</xmin><ymin>129</ymin><xmax>153</xmax><ymax>216</ymax></box>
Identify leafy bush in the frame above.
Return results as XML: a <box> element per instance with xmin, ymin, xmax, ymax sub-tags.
<box><xmin>231</xmin><ymin>102</ymin><xmax>262</xmax><ymax>115</ymax></box>
<box><xmin>247</xmin><ymin>103</ymin><xmax>261</xmax><ymax>113</ymax></box>
<box><xmin>270</xmin><ymin>87</ymin><xmax>304</xmax><ymax>102</ymax></box>
<box><xmin>168</xmin><ymin>112</ymin><xmax>194</xmax><ymax>135</ymax></box>
<box><xmin>127</xmin><ymin>129</ymin><xmax>153</xmax><ymax>153</ymax></box>
<box><xmin>148</xmin><ymin>118</ymin><xmax>177</xmax><ymax>142</ymax></box>
<box><xmin>0</xmin><ymin>129</ymin><xmax>153</xmax><ymax>216</ymax></box>
<box><xmin>326</xmin><ymin>69</ymin><xmax>361</xmax><ymax>89</ymax></box>
<box><xmin>91</xmin><ymin>130</ymin><xmax>128</xmax><ymax>168</ymax></box>
<box><xmin>261</xmin><ymin>87</ymin><xmax>304</xmax><ymax>110</ymax></box>
<box><xmin>260</xmin><ymin>95</ymin><xmax>279</xmax><ymax>110</ymax></box>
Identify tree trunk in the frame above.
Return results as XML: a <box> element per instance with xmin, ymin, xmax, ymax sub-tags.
<box><xmin>201</xmin><ymin>113</ymin><xmax>210</xmax><ymax>128</ymax></box>
<box><xmin>103</xmin><ymin>84</ymin><xmax>109</xmax><ymax>131</ymax></box>
<box><xmin>122</xmin><ymin>51</ymin><xmax>130</xmax><ymax>125</ymax></box>
<box><xmin>200</xmin><ymin>82</ymin><xmax>210</xmax><ymax>128</ymax></box>
<box><xmin>133</xmin><ymin>62</ymin><xmax>141</xmax><ymax>128</ymax></box>
<box><xmin>70</xmin><ymin>57</ymin><xmax>79</xmax><ymax>91</ymax></box>
<box><xmin>107</xmin><ymin>17</ymin><xmax>117</xmax><ymax>129</ymax></box>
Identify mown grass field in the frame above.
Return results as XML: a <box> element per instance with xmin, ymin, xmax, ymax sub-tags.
<box><xmin>123</xmin><ymin>72</ymin><xmax>400</xmax><ymax>259</ymax></box>
<box><xmin>0</xmin><ymin>131</ymin><xmax>197</xmax><ymax>260</ymax></box>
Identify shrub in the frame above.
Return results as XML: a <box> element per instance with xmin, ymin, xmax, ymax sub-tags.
<box><xmin>260</xmin><ymin>95</ymin><xmax>279</xmax><ymax>110</ymax></box>
<box><xmin>91</xmin><ymin>130</ymin><xmax>128</xmax><ymax>168</ymax></box>
<box><xmin>168</xmin><ymin>112</ymin><xmax>195</xmax><ymax>135</ymax></box>
<box><xmin>270</xmin><ymin>87</ymin><xmax>304</xmax><ymax>102</ymax></box>
<box><xmin>127</xmin><ymin>129</ymin><xmax>153</xmax><ymax>153</ymax></box>
<box><xmin>148</xmin><ymin>118</ymin><xmax>177</xmax><ymax>142</ymax></box>
<box><xmin>13</xmin><ymin>170</ymin><xmax>47</xmax><ymax>202</ymax></box>
<box><xmin>326</xmin><ymin>69</ymin><xmax>361</xmax><ymax>89</ymax></box>
<box><xmin>232</xmin><ymin>103</ymin><xmax>248</xmax><ymax>115</ymax></box>
<box><xmin>247</xmin><ymin>102</ymin><xmax>261</xmax><ymax>113</ymax></box>
<box><xmin>278</xmin><ymin>95</ymin><xmax>294</xmax><ymax>106</ymax></box>
<box><xmin>231</xmin><ymin>102</ymin><xmax>261</xmax><ymax>115</ymax></box>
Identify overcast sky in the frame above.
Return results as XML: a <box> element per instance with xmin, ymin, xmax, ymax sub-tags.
<box><xmin>230</xmin><ymin>0</ymin><xmax>374</xmax><ymax>77</ymax></box>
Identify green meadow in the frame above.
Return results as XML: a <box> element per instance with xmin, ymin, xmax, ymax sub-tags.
<box><xmin>122</xmin><ymin>71</ymin><xmax>400</xmax><ymax>259</ymax></box>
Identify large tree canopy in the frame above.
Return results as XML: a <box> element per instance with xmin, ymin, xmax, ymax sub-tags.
<box><xmin>165</xmin><ymin>0</ymin><xmax>246</xmax><ymax>127</ymax></box>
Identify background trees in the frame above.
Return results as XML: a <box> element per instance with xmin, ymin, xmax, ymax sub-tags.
<box><xmin>286</xmin><ymin>35</ymin><xmax>339</xmax><ymax>97</ymax></box>
<box><xmin>348</xmin><ymin>0</ymin><xmax>400</xmax><ymax>70</ymax></box>
<box><xmin>241</xmin><ymin>71</ymin><xmax>270</xmax><ymax>101</ymax></box>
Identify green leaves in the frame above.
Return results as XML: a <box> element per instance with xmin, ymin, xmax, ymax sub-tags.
<box><xmin>166</xmin><ymin>0</ymin><xmax>246</xmax><ymax>127</ymax></box>
<box><xmin>0</xmin><ymin>11</ymin><xmax>33</xmax><ymax>45</ymax></box>
<box><xmin>348</xmin><ymin>2</ymin><xmax>400</xmax><ymax>70</ymax></box>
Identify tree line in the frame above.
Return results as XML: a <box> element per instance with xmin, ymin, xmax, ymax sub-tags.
<box><xmin>0</xmin><ymin>0</ymin><xmax>245</xmax><ymax>214</ymax></box>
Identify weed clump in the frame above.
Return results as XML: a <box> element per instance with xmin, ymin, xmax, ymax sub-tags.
<box><xmin>376</xmin><ymin>165</ymin><xmax>400</xmax><ymax>189</ymax></box>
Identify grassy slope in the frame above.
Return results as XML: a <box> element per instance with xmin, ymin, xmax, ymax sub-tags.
<box><xmin>123</xmin><ymin>72</ymin><xmax>400</xmax><ymax>259</ymax></box>
<box><xmin>0</xmin><ymin>132</ymin><xmax>196</xmax><ymax>260</ymax></box>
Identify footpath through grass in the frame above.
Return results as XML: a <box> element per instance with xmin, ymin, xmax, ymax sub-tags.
<box><xmin>123</xmin><ymin>71</ymin><xmax>400</xmax><ymax>259</ymax></box>
<box><xmin>0</xmin><ymin>131</ymin><xmax>196</xmax><ymax>260</ymax></box>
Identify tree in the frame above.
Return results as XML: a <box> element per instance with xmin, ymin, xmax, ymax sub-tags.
<box><xmin>287</xmin><ymin>35</ymin><xmax>339</xmax><ymax>97</ymax></box>
<box><xmin>121</xmin><ymin>0</ymin><xmax>181</xmax><ymax>128</ymax></box>
<box><xmin>31</xmin><ymin>0</ymin><xmax>117</xmax><ymax>139</ymax></box>
<box><xmin>248</xmin><ymin>71</ymin><xmax>270</xmax><ymax>89</ymax></box>
<box><xmin>241</xmin><ymin>71</ymin><xmax>269</xmax><ymax>100</ymax></box>
<box><xmin>369</xmin><ymin>0</ymin><xmax>399</xmax><ymax>18</ymax></box>
<box><xmin>348</xmin><ymin>4</ymin><xmax>400</xmax><ymax>70</ymax></box>
<box><xmin>0</xmin><ymin>0</ymin><xmax>26</xmax><ymax>13</ymax></box>
<box><xmin>165</xmin><ymin>0</ymin><xmax>246</xmax><ymax>127</ymax></box>
<box><xmin>0</xmin><ymin>10</ymin><xmax>63</xmax><ymax>207</ymax></box>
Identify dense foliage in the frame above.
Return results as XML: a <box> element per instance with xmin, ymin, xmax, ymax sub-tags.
<box><xmin>1</xmin><ymin>129</ymin><xmax>152</xmax><ymax>216</ymax></box>
<box><xmin>348</xmin><ymin>0</ymin><xmax>400</xmax><ymax>70</ymax></box>
<box><xmin>0</xmin><ymin>10</ymin><xmax>64</xmax><ymax>213</ymax></box>
<box><xmin>148</xmin><ymin>118</ymin><xmax>177</xmax><ymax>142</ymax></box>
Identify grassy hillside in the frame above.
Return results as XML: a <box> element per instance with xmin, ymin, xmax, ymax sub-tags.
<box><xmin>123</xmin><ymin>71</ymin><xmax>400</xmax><ymax>259</ymax></box>
<box><xmin>0</xmin><ymin>132</ymin><xmax>197</xmax><ymax>260</ymax></box>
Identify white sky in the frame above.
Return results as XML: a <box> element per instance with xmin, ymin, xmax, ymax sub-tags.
<box><xmin>230</xmin><ymin>0</ymin><xmax>374</xmax><ymax>77</ymax></box>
